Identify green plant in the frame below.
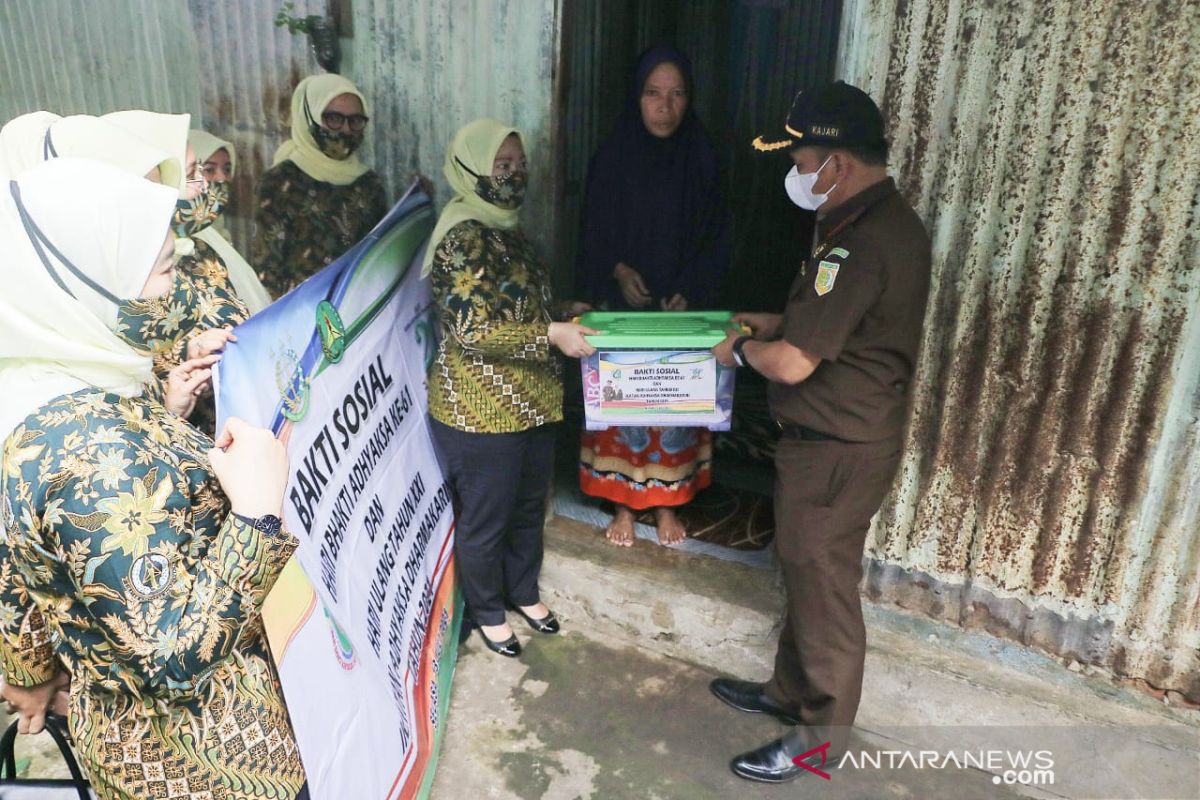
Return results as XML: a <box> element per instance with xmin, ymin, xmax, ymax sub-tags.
<box><xmin>274</xmin><ymin>1</ymin><xmax>324</xmax><ymax>35</ymax></box>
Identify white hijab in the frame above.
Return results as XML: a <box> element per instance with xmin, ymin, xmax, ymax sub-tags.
<box><xmin>0</xmin><ymin>113</ymin><xmax>182</xmax><ymax>187</ymax></box>
<box><xmin>45</xmin><ymin>115</ymin><xmax>181</xmax><ymax>185</ymax></box>
<box><xmin>101</xmin><ymin>110</ymin><xmax>191</xmax><ymax>194</ymax></box>
<box><xmin>0</xmin><ymin>159</ymin><xmax>178</xmax><ymax>440</ymax></box>
<box><xmin>0</xmin><ymin>112</ymin><xmax>61</xmax><ymax>175</ymax></box>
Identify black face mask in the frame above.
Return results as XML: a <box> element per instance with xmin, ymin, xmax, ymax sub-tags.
<box><xmin>473</xmin><ymin>170</ymin><xmax>527</xmax><ymax>209</ymax></box>
<box><xmin>309</xmin><ymin>121</ymin><xmax>364</xmax><ymax>160</ymax></box>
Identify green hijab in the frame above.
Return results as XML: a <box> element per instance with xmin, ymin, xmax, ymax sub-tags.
<box><xmin>421</xmin><ymin>118</ymin><xmax>522</xmax><ymax>277</ymax></box>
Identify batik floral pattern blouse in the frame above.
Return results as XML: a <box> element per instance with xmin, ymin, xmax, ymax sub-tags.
<box><xmin>0</xmin><ymin>389</ymin><xmax>304</xmax><ymax>800</ymax></box>
<box><xmin>252</xmin><ymin>160</ymin><xmax>388</xmax><ymax>298</ymax></box>
<box><xmin>428</xmin><ymin>220</ymin><xmax>563</xmax><ymax>433</ymax></box>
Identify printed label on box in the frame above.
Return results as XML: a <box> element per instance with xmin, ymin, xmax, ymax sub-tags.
<box><xmin>597</xmin><ymin>351</ymin><xmax>717</xmax><ymax>417</ymax></box>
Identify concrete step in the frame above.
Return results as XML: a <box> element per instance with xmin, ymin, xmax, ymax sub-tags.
<box><xmin>521</xmin><ymin>516</ymin><xmax>1200</xmax><ymax>799</ymax></box>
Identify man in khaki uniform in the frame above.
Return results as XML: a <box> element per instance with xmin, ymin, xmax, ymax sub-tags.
<box><xmin>713</xmin><ymin>81</ymin><xmax>932</xmax><ymax>783</ymax></box>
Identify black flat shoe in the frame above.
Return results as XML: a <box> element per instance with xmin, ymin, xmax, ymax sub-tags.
<box><xmin>709</xmin><ymin>678</ymin><xmax>801</xmax><ymax>726</ymax></box>
<box><xmin>511</xmin><ymin>605</ymin><xmax>560</xmax><ymax>634</ymax></box>
<box><xmin>730</xmin><ymin>735</ymin><xmax>842</xmax><ymax>783</ymax></box>
<box><xmin>479</xmin><ymin>630</ymin><xmax>521</xmax><ymax>658</ymax></box>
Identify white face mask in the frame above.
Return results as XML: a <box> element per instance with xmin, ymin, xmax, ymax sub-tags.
<box><xmin>784</xmin><ymin>156</ymin><xmax>836</xmax><ymax>211</ymax></box>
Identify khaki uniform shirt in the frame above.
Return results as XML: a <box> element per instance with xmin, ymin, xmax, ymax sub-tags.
<box><xmin>769</xmin><ymin>177</ymin><xmax>932</xmax><ymax>443</ymax></box>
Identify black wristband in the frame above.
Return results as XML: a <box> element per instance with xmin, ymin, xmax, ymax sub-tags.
<box><xmin>732</xmin><ymin>335</ymin><xmax>753</xmax><ymax>368</ymax></box>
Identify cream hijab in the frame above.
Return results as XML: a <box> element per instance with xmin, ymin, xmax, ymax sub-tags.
<box><xmin>46</xmin><ymin>115</ymin><xmax>180</xmax><ymax>183</ymax></box>
<box><xmin>421</xmin><ymin>118</ymin><xmax>522</xmax><ymax>277</ymax></box>
<box><xmin>0</xmin><ymin>113</ymin><xmax>181</xmax><ymax>185</ymax></box>
<box><xmin>102</xmin><ymin>110</ymin><xmax>190</xmax><ymax>194</ymax></box>
<box><xmin>0</xmin><ymin>112</ymin><xmax>61</xmax><ymax>174</ymax></box>
<box><xmin>188</xmin><ymin>128</ymin><xmax>237</xmax><ymax>181</ymax></box>
<box><xmin>0</xmin><ymin>158</ymin><xmax>178</xmax><ymax>440</ymax></box>
<box><xmin>273</xmin><ymin>74</ymin><xmax>371</xmax><ymax>185</ymax></box>
<box><xmin>188</xmin><ymin>129</ymin><xmax>272</xmax><ymax>313</ymax></box>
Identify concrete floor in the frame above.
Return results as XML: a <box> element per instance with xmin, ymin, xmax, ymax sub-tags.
<box><xmin>433</xmin><ymin>628</ymin><xmax>1034</xmax><ymax>800</ymax></box>
<box><xmin>431</xmin><ymin>518</ymin><xmax>1200</xmax><ymax>800</ymax></box>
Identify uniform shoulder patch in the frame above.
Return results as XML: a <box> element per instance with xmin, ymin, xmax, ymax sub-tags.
<box><xmin>815</xmin><ymin>260</ymin><xmax>841</xmax><ymax>296</ymax></box>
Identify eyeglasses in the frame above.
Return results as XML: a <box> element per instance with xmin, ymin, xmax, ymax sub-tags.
<box><xmin>185</xmin><ymin>163</ymin><xmax>207</xmax><ymax>184</ymax></box>
<box><xmin>321</xmin><ymin>111</ymin><xmax>370</xmax><ymax>132</ymax></box>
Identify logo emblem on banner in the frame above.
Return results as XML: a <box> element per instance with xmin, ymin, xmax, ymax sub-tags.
<box><xmin>317</xmin><ymin>301</ymin><xmax>348</xmax><ymax>363</ymax></box>
<box><xmin>815</xmin><ymin>260</ymin><xmax>840</xmax><ymax>296</ymax></box>
<box><xmin>275</xmin><ymin>347</ymin><xmax>310</xmax><ymax>422</ymax></box>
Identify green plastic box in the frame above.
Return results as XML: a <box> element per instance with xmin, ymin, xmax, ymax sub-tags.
<box><xmin>578</xmin><ymin>311</ymin><xmax>736</xmax><ymax>430</ymax></box>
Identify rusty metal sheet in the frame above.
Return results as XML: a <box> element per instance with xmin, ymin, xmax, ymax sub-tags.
<box><xmin>0</xmin><ymin>0</ymin><xmax>323</xmax><ymax>258</ymax></box>
<box><xmin>840</xmin><ymin>0</ymin><xmax>1200</xmax><ymax>701</ymax></box>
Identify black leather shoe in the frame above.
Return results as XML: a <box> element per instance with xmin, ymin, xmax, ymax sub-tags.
<box><xmin>510</xmin><ymin>604</ymin><xmax>560</xmax><ymax>634</ymax></box>
<box><xmin>479</xmin><ymin>630</ymin><xmax>521</xmax><ymax>658</ymax></box>
<box><xmin>730</xmin><ymin>736</ymin><xmax>842</xmax><ymax>783</ymax></box>
<box><xmin>709</xmin><ymin>678</ymin><xmax>801</xmax><ymax>726</ymax></box>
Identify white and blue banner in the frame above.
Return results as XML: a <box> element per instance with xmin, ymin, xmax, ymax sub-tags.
<box><xmin>215</xmin><ymin>187</ymin><xmax>462</xmax><ymax>799</ymax></box>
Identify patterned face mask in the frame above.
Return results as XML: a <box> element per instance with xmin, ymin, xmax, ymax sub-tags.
<box><xmin>114</xmin><ymin>271</ymin><xmax>197</xmax><ymax>355</ymax></box>
<box><xmin>309</xmin><ymin>122</ymin><xmax>364</xmax><ymax>160</ymax></box>
<box><xmin>474</xmin><ymin>170</ymin><xmax>527</xmax><ymax>209</ymax></box>
<box><xmin>172</xmin><ymin>183</ymin><xmax>227</xmax><ymax>238</ymax></box>
<box><xmin>205</xmin><ymin>181</ymin><xmax>231</xmax><ymax>216</ymax></box>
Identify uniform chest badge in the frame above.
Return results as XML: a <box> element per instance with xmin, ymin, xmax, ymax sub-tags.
<box><xmin>815</xmin><ymin>260</ymin><xmax>841</xmax><ymax>296</ymax></box>
<box><xmin>126</xmin><ymin>552</ymin><xmax>174</xmax><ymax>599</ymax></box>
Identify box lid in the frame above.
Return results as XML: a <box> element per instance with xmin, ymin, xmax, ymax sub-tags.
<box><xmin>579</xmin><ymin>310</ymin><xmax>734</xmax><ymax>349</ymax></box>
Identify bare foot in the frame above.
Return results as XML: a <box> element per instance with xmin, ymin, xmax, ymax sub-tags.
<box><xmin>519</xmin><ymin>602</ymin><xmax>549</xmax><ymax>619</ymax></box>
<box><xmin>654</xmin><ymin>507</ymin><xmax>687</xmax><ymax>546</ymax></box>
<box><xmin>479</xmin><ymin>622</ymin><xmax>514</xmax><ymax>643</ymax></box>
<box><xmin>605</xmin><ymin>505</ymin><xmax>636</xmax><ymax>547</ymax></box>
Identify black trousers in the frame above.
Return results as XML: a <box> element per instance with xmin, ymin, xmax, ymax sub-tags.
<box><xmin>430</xmin><ymin>419</ymin><xmax>556</xmax><ymax>626</ymax></box>
<box><xmin>765</xmin><ymin>434</ymin><xmax>902</xmax><ymax>756</ymax></box>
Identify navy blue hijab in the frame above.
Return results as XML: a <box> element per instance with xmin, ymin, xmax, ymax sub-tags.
<box><xmin>575</xmin><ymin>45</ymin><xmax>731</xmax><ymax>310</ymax></box>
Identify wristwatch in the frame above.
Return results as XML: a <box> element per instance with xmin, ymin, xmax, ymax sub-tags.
<box><xmin>234</xmin><ymin>513</ymin><xmax>284</xmax><ymax>538</ymax></box>
<box><xmin>731</xmin><ymin>335</ymin><xmax>752</xmax><ymax>368</ymax></box>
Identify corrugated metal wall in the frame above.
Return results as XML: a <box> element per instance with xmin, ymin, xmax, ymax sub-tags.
<box><xmin>0</xmin><ymin>0</ymin><xmax>200</xmax><ymax>116</ymax></box>
<box><xmin>345</xmin><ymin>0</ymin><xmax>563</xmax><ymax>279</ymax></box>
<box><xmin>0</xmin><ymin>0</ymin><xmax>327</xmax><ymax>255</ymax></box>
<box><xmin>838</xmin><ymin>0</ymin><xmax>1200</xmax><ymax>700</ymax></box>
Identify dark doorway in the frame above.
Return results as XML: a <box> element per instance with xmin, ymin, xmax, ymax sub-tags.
<box><xmin>556</xmin><ymin>0</ymin><xmax>845</xmax><ymax>313</ymax></box>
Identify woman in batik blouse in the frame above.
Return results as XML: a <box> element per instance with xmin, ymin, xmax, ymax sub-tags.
<box><xmin>425</xmin><ymin>118</ymin><xmax>595</xmax><ymax>659</ymax></box>
<box><xmin>189</xmin><ymin>128</ymin><xmax>273</xmax><ymax>313</ymax></box>
<box><xmin>104</xmin><ymin>110</ymin><xmax>252</xmax><ymax>338</ymax></box>
<box><xmin>0</xmin><ymin>111</ymin><xmax>250</xmax><ymax>435</ymax></box>
<box><xmin>253</xmin><ymin>74</ymin><xmax>388</xmax><ymax>297</ymax></box>
<box><xmin>103</xmin><ymin>113</ymin><xmax>252</xmax><ymax>433</ymax></box>
<box><xmin>0</xmin><ymin>159</ymin><xmax>307</xmax><ymax>800</ymax></box>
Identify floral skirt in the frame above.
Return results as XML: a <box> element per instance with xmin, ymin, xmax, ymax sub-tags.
<box><xmin>579</xmin><ymin>426</ymin><xmax>712</xmax><ymax>510</ymax></box>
